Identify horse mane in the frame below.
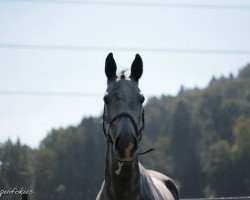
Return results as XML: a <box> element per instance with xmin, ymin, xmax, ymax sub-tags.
<box><xmin>118</xmin><ymin>69</ymin><xmax>128</xmax><ymax>80</ymax></box>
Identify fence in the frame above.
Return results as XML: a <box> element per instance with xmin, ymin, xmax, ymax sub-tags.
<box><xmin>21</xmin><ymin>194</ymin><xmax>250</xmax><ymax>200</ymax></box>
<box><xmin>182</xmin><ymin>197</ymin><xmax>250</xmax><ymax>200</ymax></box>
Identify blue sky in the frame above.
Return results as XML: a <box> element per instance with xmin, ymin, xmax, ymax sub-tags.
<box><xmin>0</xmin><ymin>0</ymin><xmax>250</xmax><ymax>148</ymax></box>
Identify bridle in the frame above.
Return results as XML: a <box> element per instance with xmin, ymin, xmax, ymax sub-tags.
<box><xmin>102</xmin><ymin>106</ymin><xmax>145</xmax><ymax>144</ymax></box>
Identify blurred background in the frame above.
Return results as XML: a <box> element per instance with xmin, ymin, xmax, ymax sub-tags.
<box><xmin>0</xmin><ymin>0</ymin><xmax>250</xmax><ymax>199</ymax></box>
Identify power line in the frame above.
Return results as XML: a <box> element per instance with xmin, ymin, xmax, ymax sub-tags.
<box><xmin>3</xmin><ymin>0</ymin><xmax>250</xmax><ymax>10</ymax></box>
<box><xmin>0</xmin><ymin>91</ymin><xmax>102</xmax><ymax>97</ymax></box>
<box><xmin>0</xmin><ymin>43</ymin><xmax>250</xmax><ymax>55</ymax></box>
<box><xmin>0</xmin><ymin>91</ymin><xmax>153</xmax><ymax>97</ymax></box>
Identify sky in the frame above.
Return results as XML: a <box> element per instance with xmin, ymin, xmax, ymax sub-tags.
<box><xmin>0</xmin><ymin>0</ymin><xmax>250</xmax><ymax>148</ymax></box>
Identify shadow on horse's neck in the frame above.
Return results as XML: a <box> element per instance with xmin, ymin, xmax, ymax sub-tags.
<box><xmin>105</xmin><ymin>141</ymin><xmax>142</xmax><ymax>199</ymax></box>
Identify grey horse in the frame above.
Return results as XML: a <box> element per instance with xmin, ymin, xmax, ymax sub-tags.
<box><xmin>96</xmin><ymin>53</ymin><xmax>179</xmax><ymax>200</ymax></box>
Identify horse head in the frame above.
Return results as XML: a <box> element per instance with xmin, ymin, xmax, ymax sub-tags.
<box><xmin>103</xmin><ymin>53</ymin><xmax>145</xmax><ymax>162</ymax></box>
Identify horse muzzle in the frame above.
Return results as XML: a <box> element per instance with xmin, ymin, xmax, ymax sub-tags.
<box><xmin>114</xmin><ymin>134</ymin><xmax>138</xmax><ymax>162</ymax></box>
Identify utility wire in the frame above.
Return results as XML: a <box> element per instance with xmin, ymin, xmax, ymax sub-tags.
<box><xmin>0</xmin><ymin>91</ymin><xmax>102</xmax><ymax>97</ymax></box>
<box><xmin>0</xmin><ymin>91</ymin><xmax>155</xmax><ymax>98</ymax></box>
<box><xmin>1</xmin><ymin>43</ymin><xmax>250</xmax><ymax>55</ymax></box>
<box><xmin>3</xmin><ymin>0</ymin><xmax>250</xmax><ymax>10</ymax></box>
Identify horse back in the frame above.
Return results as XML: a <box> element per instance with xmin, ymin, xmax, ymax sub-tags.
<box><xmin>146</xmin><ymin>169</ymin><xmax>179</xmax><ymax>200</ymax></box>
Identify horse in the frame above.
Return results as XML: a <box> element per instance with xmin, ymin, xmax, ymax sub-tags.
<box><xmin>96</xmin><ymin>53</ymin><xmax>179</xmax><ymax>200</ymax></box>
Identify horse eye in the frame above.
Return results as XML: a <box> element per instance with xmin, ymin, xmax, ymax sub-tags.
<box><xmin>140</xmin><ymin>95</ymin><xmax>145</xmax><ymax>104</ymax></box>
<box><xmin>103</xmin><ymin>95</ymin><xmax>109</xmax><ymax>104</ymax></box>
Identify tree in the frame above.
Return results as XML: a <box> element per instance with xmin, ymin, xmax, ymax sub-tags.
<box><xmin>0</xmin><ymin>140</ymin><xmax>34</xmax><ymax>200</ymax></box>
<box><xmin>238</xmin><ymin>64</ymin><xmax>250</xmax><ymax>79</ymax></box>
<box><xmin>232</xmin><ymin>117</ymin><xmax>250</xmax><ymax>194</ymax></box>
<box><xmin>209</xmin><ymin>76</ymin><xmax>217</xmax><ymax>85</ymax></box>
<box><xmin>170</xmin><ymin>101</ymin><xmax>203</xmax><ymax>197</ymax></box>
<box><xmin>203</xmin><ymin>140</ymin><xmax>234</xmax><ymax>197</ymax></box>
<box><xmin>178</xmin><ymin>85</ymin><xmax>185</xmax><ymax>96</ymax></box>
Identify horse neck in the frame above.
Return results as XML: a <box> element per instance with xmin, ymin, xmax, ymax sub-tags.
<box><xmin>105</xmin><ymin>142</ymin><xmax>142</xmax><ymax>200</ymax></box>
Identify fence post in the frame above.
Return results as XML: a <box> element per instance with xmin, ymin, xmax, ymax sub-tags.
<box><xmin>22</xmin><ymin>194</ymin><xmax>28</xmax><ymax>200</ymax></box>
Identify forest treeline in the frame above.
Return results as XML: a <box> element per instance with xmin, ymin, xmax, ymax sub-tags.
<box><xmin>1</xmin><ymin>64</ymin><xmax>250</xmax><ymax>200</ymax></box>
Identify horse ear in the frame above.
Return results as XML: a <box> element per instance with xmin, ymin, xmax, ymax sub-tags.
<box><xmin>130</xmin><ymin>54</ymin><xmax>143</xmax><ymax>83</ymax></box>
<box><xmin>105</xmin><ymin>53</ymin><xmax>117</xmax><ymax>82</ymax></box>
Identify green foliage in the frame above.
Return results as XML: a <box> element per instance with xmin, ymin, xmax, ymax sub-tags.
<box><xmin>0</xmin><ymin>139</ymin><xmax>35</xmax><ymax>200</ymax></box>
<box><xmin>239</xmin><ymin>64</ymin><xmax>250</xmax><ymax>79</ymax></box>
<box><xmin>34</xmin><ymin>118</ymin><xmax>105</xmax><ymax>200</ymax></box>
<box><xmin>1</xmin><ymin>64</ymin><xmax>250</xmax><ymax>199</ymax></box>
<box><xmin>202</xmin><ymin>140</ymin><xmax>234</xmax><ymax>197</ymax></box>
<box><xmin>233</xmin><ymin>117</ymin><xmax>250</xmax><ymax>154</ymax></box>
<box><xmin>232</xmin><ymin>117</ymin><xmax>250</xmax><ymax>194</ymax></box>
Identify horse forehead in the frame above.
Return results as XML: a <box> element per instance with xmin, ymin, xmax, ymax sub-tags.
<box><xmin>108</xmin><ymin>80</ymin><xmax>140</xmax><ymax>95</ymax></box>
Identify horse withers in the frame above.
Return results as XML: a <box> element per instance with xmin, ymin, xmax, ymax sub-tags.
<box><xmin>96</xmin><ymin>53</ymin><xmax>179</xmax><ymax>200</ymax></box>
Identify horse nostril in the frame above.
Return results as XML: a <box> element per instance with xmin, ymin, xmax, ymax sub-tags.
<box><xmin>131</xmin><ymin>136</ymin><xmax>138</xmax><ymax>154</ymax></box>
<box><xmin>114</xmin><ymin>134</ymin><xmax>137</xmax><ymax>158</ymax></box>
<box><xmin>114</xmin><ymin>136</ymin><xmax>120</xmax><ymax>152</ymax></box>
<box><xmin>115</xmin><ymin>135</ymin><xmax>125</xmax><ymax>156</ymax></box>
